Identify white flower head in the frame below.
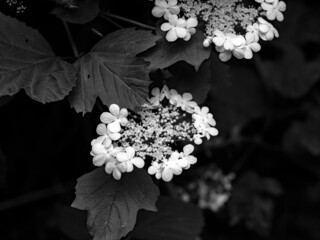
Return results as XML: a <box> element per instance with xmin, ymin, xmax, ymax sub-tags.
<box><xmin>161</xmin><ymin>15</ymin><xmax>188</xmax><ymax>42</ymax></box>
<box><xmin>152</xmin><ymin>0</ymin><xmax>180</xmax><ymax>20</ymax></box>
<box><xmin>100</xmin><ymin>104</ymin><xmax>128</xmax><ymax>133</ymax></box>
<box><xmin>261</xmin><ymin>0</ymin><xmax>286</xmax><ymax>22</ymax></box>
<box><xmin>257</xmin><ymin>17</ymin><xmax>279</xmax><ymax>41</ymax></box>
<box><xmin>91</xmin><ymin>85</ymin><xmax>218</xmax><ymax>181</ymax></box>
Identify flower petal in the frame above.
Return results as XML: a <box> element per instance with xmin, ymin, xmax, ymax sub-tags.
<box><xmin>131</xmin><ymin>157</ymin><xmax>145</xmax><ymax>168</ymax></box>
<box><xmin>108</xmin><ymin>121</ymin><xmax>121</xmax><ymax>133</ymax></box>
<box><xmin>161</xmin><ymin>22</ymin><xmax>172</xmax><ymax>32</ymax></box>
<box><xmin>166</xmin><ymin>29</ymin><xmax>178</xmax><ymax>42</ymax></box>
<box><xmin>183</xmin><ymin>144</ymin><xmax>194</xmax><ymax>155</ymax></box>
<box><xmin>93</xmin><ymin>155</ymin><xmax>106</xmax><ymax>166</ymax></box>
<box><xmin>162</xmin><ymin>168</ymin><xmax>173</xmax><ymax>182</ymax></box>
<box><xmin>100</xmin><ymin>112</ymin><xmax>116</xmax><ymax>124</ymax></box>
<box><xmin>175</xmin><ymin>27</ymin><xmax>187</xmax><ymax>38</ymax></box>
<box><xmin>109</xmin><ymin>104</ymin><xmax>120</xmax><ymax>116</ymax></box>
<box><xmin>152</xmin><ymin>6</ymin><xmax>165</xmax><ymax>18</ymax></box>
<box><xmin>116</xmin><ymin>152</ymin><xmax>129</xmax><ymax>162</ymax></box>
<box><xmin>186</xmin><ymin>17</ymin><xmax>198</xmax><ymax>28</ymax></box>
<box><xmin>126</xmin><ymin>146</ymin><xmax>135</xmax><ymax>159</ymax></box>
<box><xmin>96</xmin><ymin>123</ymin><xmax>107</xmax><ymax>135</ymax></box>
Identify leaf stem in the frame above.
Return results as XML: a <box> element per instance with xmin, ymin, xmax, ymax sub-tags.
<box><xmin>100</xmin><ymin>12</ymin><xmax>156</xmax><ymax>30</ymax></box>
<box><xmin>0</xmin><ymin>182</ymin><xmax>73</xmax><ymax>212</ymax></box>
<box><xmin>102</xmin><ymin>15</ymin><xmax>124</xmax><ymax>29</ymax></box>
<box><xmin>62</xmin><ymin>20</ymin><xmax>79</xmax><ymax>58</ymax></box>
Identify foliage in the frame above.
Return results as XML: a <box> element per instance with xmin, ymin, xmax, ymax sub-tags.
<box><xmin>1</xmin><ymin>0</ymin><xmax>320</xmax><ymax>240</ymax></box>
<box><xmin>69</xmin><ymin>28</ymin><xmax>161</xmax><ymax>114</ymax></box>
<box><xmin>72</xmin><ymin>168</ymin><xmax>160</xmax><ymax>240</ymax></box>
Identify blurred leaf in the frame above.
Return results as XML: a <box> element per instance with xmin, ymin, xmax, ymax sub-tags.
<box><xmin>228</xmin><ymin>172</ymin><xmax>282</xmax><ymax>236</ymax></box>
<box><xmin>51</xmin><ymin>0</ymin><xmax>99</xmax><ymax>24</ymax></box>
<box><xmin>209</xmin><ymin>55</ymin><xmax>268</xmax><ymax>132</ymax></box>
<box><xmin>284</xmin><ymin>108</ymin><xmax>320</xmax><ymax>156</ymax></box>
<box><xmin>261</xmin><ymin>43</ymin><xmax>320</xmax><ymax>98</ymax></box>
<box><xmin>141</xmin><ymin>29</ymin><xmax>211</xmax><ymax>71</ymax></box>
<box><xmin>130</xmin><ymin>196</ymin><xmax>204</xmax><ymax>240</ymax></box>
<box><xmin>0</xmin><ymin>13</ymin><xmax>77</xmax><ymax>103</ymax></box>
<box><xmin>72</xmin><ymin>168</ymin><xmax>160</xmax><ymax>240</ymax></box>
<box><xmin>0</xmin><ymin>149</ymin><xmax>7</xmax><ymax>189</ymax></box>
<box><xmin>57</xmin><ymin>206</ymin><xmax>91</xmax><ymax>240</ymax></box>
<box><xmin>165</xmin><ymin>56</ymin><xmax>212</xmax><ymax>104</ymax></box>
<box><xmin>69</xmin><ymin>28</ymin><xmax>161</xmax><ymax>114</ymax></box>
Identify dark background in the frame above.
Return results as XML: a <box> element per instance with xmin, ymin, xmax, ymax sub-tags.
<box><xmin>1</xmin><ymin>0</ymin><xmax>320</xmax><ymax>239</ymax></box>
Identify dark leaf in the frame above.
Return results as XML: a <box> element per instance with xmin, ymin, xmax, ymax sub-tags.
<box><xmin>0</xmin><ymin>13</ymin><xmax>77</xmax><ymax>103</ymax></box>
<box><xmin>284</xmin><ymin>109</ymin><xmax>320</xmax><ymax>156</ymax></box>
<box><xmin>69</xmin><ymin>28</ymin><xmax>161</xmax><ymax>114</ymax></box>
<box><xmin>261</xmin><ymin>43</ymin><xmax>320</xmax><ymax>98</ymax></box>
<box><xmin>209</xmin><ymin>54</ymin><xmax>268</xmax><ymax>132</ymax></box>
<box><xmin>228</xmin><ymin>172</ymin><xmax>282</xmax><ymax>236</ymax></box>
<box><xmin>57</xmin><ymin>206</ymin><xmax>91</xmax><ymax>240</ymax></box>
<box><xmin>141</xmin><ymin>29</ymin><xmax>211</xmax><ymax>71</ymax></box>
<box><xmin>72</xmin><ymin>168</ymin><xmax>160</xmax><ymax>240</ymax></box>
<box><xmin>51</xmin><ymin>0</ymin><xmax>99</xmax><ymax>24</ymax></box>
<box><xmin>166</xmin><ymin>56</ymin><xmax>212</xmax><ymax>104</ymax></box>
<box><xmin>130</xmin><ymin>196</ymin><xmax>204</xmax><ymax>240</ymax></box>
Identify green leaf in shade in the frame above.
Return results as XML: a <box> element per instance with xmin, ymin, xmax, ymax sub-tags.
<box><xmin>165</xmin><ymin>57</ymin><xmax>212</xmax><ymax>104</ymax></box>
<box><xmin>209</xmin><ymin>53</ymin><xmax>268</xmax><ymax>132</ymax></box>
<box><xmin>51</xmin><ymin>0</ymin><xmax>99</xmax><ymax>24</ymax></box>
<box><xmin>261</xmin><ymin>43</ymin><xmax>320</xmax><ymax>98</ymax></box>
<box><xmin>0</xmin><ymin>13</ymin><xmax>77</xmax><ymax>103</ymax></box>
<box><xmin>69</xmin><ymin>28</ymin><xmax>161</xmax><ymax>114</ymax></box>
<box><xmin>129</xmin><ymin>196</ymin><xmax>204</xmax><ymax>240</ymax></box>
<box><xmin>141</xmin><ymin>29</ymin><xmax>211</xmax><ymax>72</ymax></box>
<box><xmin>284</xmin><ymin>109</ymin><xmax>320</xmax><ymax>156</ymax></box>
<box><xmin>71</xmin><ymin>168</ymin><xmax>160</xmax><ymax>240</ymax></box>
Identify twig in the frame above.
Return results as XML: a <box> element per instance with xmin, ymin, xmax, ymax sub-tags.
<box><xmin>91</xmin><ymin>28</ymin><xmax>104</xmax><ymax>38</ymax></box>
<box><xmin>102</xmin><ymin>16</ymin><xmax>124</xmax><ymax>29</ymax></box>
<box><xmin>62</xmin><ymin>21</ymin><xmax>79</xmax><ymax>58</ymax></box>
<box><xmin>100</xmin><ymin>12</ymin><xmax>156</xmax><ymax>30</ymax></box>
<box><xmin>0</xmin><ymin>182</ymin><xmax>73</xmax><ymax>212</ymax></box>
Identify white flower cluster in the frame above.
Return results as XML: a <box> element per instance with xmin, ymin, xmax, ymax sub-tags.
<box><xmin>151</xmin><ymin>0</ymin><xmax>198</xmax><ymax>42</ymax></box>
<box><xmin>196</xmin><ymin>0</ymin><xmax>286</xmax><ymax>61</ymax></box>
<box><xmin>151</xmin><ymin>0</ymin><xmax>286</xmax><ymax>62</ymax></box>
<box><xmin>90</xmin><ymin>85</ymin><xmax>218</xmax><ymax>181</ymax></box>
<box><xmin>178</xmin><ymin>165</ymin><xmax>235</xmax><ymax>212</ymax></box>
<box><xmin>6</xmin><ymin>0</ymin><xmax>26</xmax><ymax>13</ymax></box>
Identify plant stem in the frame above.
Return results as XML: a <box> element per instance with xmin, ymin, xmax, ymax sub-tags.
<box><xmin>62</xmin><ymin>20</ymin><xmax>79</xmax><ymax>58</ymax></box>
<box><xmin>102</xmin><ymin>16</ymin><xmax>124</xmax><ymax>29</ymax></box>
<box><xmin>100</xmin><ymin>12</ymin><xmax>156</xmax><ymax>30</ymax></box>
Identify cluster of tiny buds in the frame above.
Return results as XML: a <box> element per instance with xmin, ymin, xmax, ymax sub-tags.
<box><xmin>150</xmin><ymin>0</ymin><xmax>286</xmax><ymax>62</ymax></box>
<box><xmin>90</xmin><ymin>85</ymin><xmax>218</xmax><ymax>181</ymax></box>
<box><xmin>6</xmin><ymin>0</ymin><xmax>26</xmax><ymax>13</ymax></box>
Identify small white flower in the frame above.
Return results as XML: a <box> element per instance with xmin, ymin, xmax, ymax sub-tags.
<box><xmin>161</xmin><ymin>15</ymin><xmax>188</xmax><ymax>42</ymax></box>
<box><xmin>233</xmin><ymin>35</ymin><xmax>261</xmax><ymax>60</ymax></box>
<box><xmin>179</xmin><ymin>144</ymin><xmax>197</xmax><ymax>169</ymax></box>
<box><xmin>170</xmin><ymin>92</ymin><xmax>197</xmax><ymax>113</ymax></box>
<box><xmin>212</xmin><ymin>31</ymin><xmax>245</xmax><ymax>51</ymax></box>
<box><xmin>148</xmin><ymin>85</ymin><xmax>171</xmax><ymax>106</ymax></box>
<box><xmin>246</xmin><ymin>23</ymin><xmax>260</xmax><ymax>42</ymax></box>
<box><xmin>257</xmin><ymin>17</ymin><xmax>279</xmax><ymax>41</ymax></box>
<box><xmin>261</xmin><ymin>0</ymin><xmax>286</xmax><ymax>22</ymax></box>
<box><xmin>105</xmin><ymin>160</ymin><xmax>123</xmax><ymax>180</ymax></box>
<box><xmin>91</xmin><ymin>142</ymin><xmax>122</xmax><ymax>167</ymax></box>
<box><xmin>151</xmin><ymin>0</ymin><xmax>180</xmax><ymax>20</ymax></box>
<box><xmin>100</xmin><ymin>104</ymin><xmax>128</xmax><ymax>133</ymax></box>
<box><xmin>183</xmin><ymin>17</ymin><xmax>198</xmax><ymax>41</ymax></box>
<box><xmin>116</xmin><ymin>146</ymin><xmax>145</xmax><ymax>172</ymax></box>
<box><xmin>215</xmin><ymin>45</ymin><xmax>232</xmax><ymax>62</ymax></box>
<box><xmin>193</xmin><ymin>106</ymin><xmax>217</xmax><ymax>127</ymax></box>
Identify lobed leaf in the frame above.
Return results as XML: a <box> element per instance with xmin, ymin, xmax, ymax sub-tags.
<box><xmin>141</xmin><ymin>29</ymin><xmax>211</xmax><ymax>72</ymax></box>
<box><xmin>72</xmin><ymin>168</ymin><xmax>160</xmax><ymax>240</ymax></box>
<box><xmin>129</xmin><ymin>196</ymin><xmax>204</xmax><ymax>240</ymax></box>
<box><xmin>69</xmin><ymin>28</ymin><xmax>161</xmax><ymax>114</ymax></box>
<box><xmin>51</xmin><ymin>0</ymin><xmax>100</xmax><ymax>24</ymax></box>
<box><xmin>0</xmin><ymin>13</ymin><xmax>77</xmax><ymax>103</ymax></box>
